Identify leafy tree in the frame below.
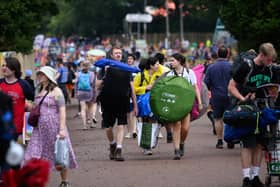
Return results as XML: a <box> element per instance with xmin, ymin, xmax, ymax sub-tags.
<box><xmin>0</xmin><ymin>0</ymin><xmax>58</xmax><ymax>53</ymax></box>
<box><xmin>193</xmin><ymin>0</ymin><xmax>280</xmax><ymax>54</ymax></box>
<box><xmin>218</xmin><ymin>0</ymin><xmax>280</xmax><ymax>52</ymax></box>
<box><xmin>49</xmin><ymin>0</ymin><xmax>218</xmax><ymax>38</ymax></box>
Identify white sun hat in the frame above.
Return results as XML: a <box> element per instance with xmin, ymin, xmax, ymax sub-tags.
<box><xmin>37</xmin><ymin>66</ymin><xmax>57</xmax><ymax>85</ymax></box>
<box><xmin>87</xmin><ymin>49</ymin><xmax>106</xmax><ymax>57</ymax></box>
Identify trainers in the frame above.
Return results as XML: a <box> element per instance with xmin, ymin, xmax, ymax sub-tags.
<box><xmin>59</xmin><ymin>181</ymin><xmax>70</xmax><ymax>187</ymax></box>
<box><xmin>158</xmin><ymin>132</ymin><xmax>163</xmax><ymax>139</ymax></box>
<box><xmin>242</xmin><ymin>177</ymin><xmax>252</xmax><ymax>187</ymax></box>
<box><xmin>227</xmin><ymin>143</ymin><xmax>235</xmax><ymax>149</ymax></box>
<box><xmin>216</xmin><ymin>139</ymin><xmax>223</xmax><ymax>149</ymax></box>
<box><xmin>109</xmin><ymin>143</ymin><xmax>117</xmax><ymax>160</ymax></box>
<box><xmin>132</xmin><ymin>132</ymin><xmax>137</xmax><ymax>139</ymax></box>
<box><xmin>179</xmin><ymin>143</ymin><xmax>185</xmax><ymax>157</ymax></box>
<box><xmin>251</xmin><ymin>176</ymin><xmax>264</xmax><ymax>187</ymax></box>
<box><xmin>125</xmin><ymin>133</ymin><xmax>132</xmax><ymax>139</ymax></box>
<box><xmin>143</xmin><ymin>149</ymin><xmax>153</xmax><ymax>155</ymax></box>
<box><xmin>114</xmin><ymin>148</ymin><xmax>125</xmax><ymax>161</ymax></box>
<box><xmin>167</xmin><ymin>132</ymin><xmax>173</xmax><ymax>143</ymax></box>
<box><xmin>173</xmin><ymin>149</ymin><xmax>181</xmax><ymax>160</ymax></box>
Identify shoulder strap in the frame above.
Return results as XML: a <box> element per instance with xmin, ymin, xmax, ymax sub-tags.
<box><xmin>39</xmin><ymin>91</ymin><xmax>49</xmax><ymax>106</ymax></box>
<box><xmin>173</xmin><ymin>68</ymin><xmax>185</xmax><ymax>77</ymax></box>
<box><xmin>243</xmin><ymin>60</ymin><xmax>254</xmax><ymax>86</ymax></box>
<box><xmin>139</xmin><ymin>71</ymin><xmax>146</xmax><ymax>86</ymax></box>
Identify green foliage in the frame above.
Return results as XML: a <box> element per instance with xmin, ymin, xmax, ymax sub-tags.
<box><xmin>0</xmin><ymin>0</ymin><xmax>58</xmax><ymax>53</ymax></box>
<box><xmin>49</xmin><ymin>0</ymin><xmax>218</xmax><ymax>37</ymax></box>
<box><xmin>212</xmin><ymin>0</ymin><xmax>280</xmax><ymax>53</ymax></box>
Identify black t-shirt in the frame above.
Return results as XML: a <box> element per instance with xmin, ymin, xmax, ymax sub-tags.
<box><xmin>232</xmin><ymin>60</ymin><xmax>273</xmax><ymax>98</ymax></box>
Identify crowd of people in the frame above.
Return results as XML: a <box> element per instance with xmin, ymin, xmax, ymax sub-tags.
<box><xmin>0</xmin><ymin>35</ymin><xmax>279</xmax><ymax>187</ymax></box>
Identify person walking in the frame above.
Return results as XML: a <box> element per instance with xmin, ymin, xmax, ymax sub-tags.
<box><xmin>97</xmin><ymin>46</ymin><xmax>137</xmax><ymax>161</ymax></box>
<box><xmin>0</xmin><ymin>57</ymin><xmax>34</xmax><ymax>140</ymax></box>
<box><xmin>56</xmin><ymin>58</ymin><xmax>70</xmax><ymax>104</ymax></box>
<box><xmin>74</xmin><ymin>60</ymin><xmax>96</xmax><ymax>130</ymax></box>
<box><xmin>166</xmin><ymin>53</ymin><xmax>202</xmax><ymax>160</ymax></box>
<box><xmin>204</xmin><ymin>46</ymin><xmax>234</xmax><ymax>149</ymax></box>
<box><xmin>125</xmin><ymin>53</ymin><xmax>138</xmax><ymax>139</ymax></box>
<box><xmin>228</xmin><ymin>43</ymin><xmax>277</xmax><ymax>187</ymax></box>
<box><xmin>133</xmin><ymin>57</ymin><xmax>166</xmax><ymax>155</ymax></box>
<box><xmin>23</xmin><ymin>66</ymin><xmax>78</xmax><ymax>187</ymax></box>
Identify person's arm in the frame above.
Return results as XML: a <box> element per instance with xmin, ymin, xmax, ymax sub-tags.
<box><xmin>130</xmin><ymin>81</ymin><xmax>138</xmax><ymax>116</ymax></box>
<box><xmin>194</xmin><ymin>83</ymin><xmax>203</xmax><ymax>111</ymax></box>
<box><xmin>228</xmin><ymin>79</ymin><xmax>247</xmax><ymax>102</ymax></box>
<box><xmin>55</xmin><ymin>87</ymin><xmax>67</xmax><ymax>138</ymax></box>
<box><xmin>55</xmin><ymin>68</ymin><xmax>61</xmax><ymax>80</ymax></box>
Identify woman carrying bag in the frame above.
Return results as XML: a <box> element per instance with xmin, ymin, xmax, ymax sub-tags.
<box><xmin>166</xmin><ymin>53</ymin><xmax>202</xmax><ymax>160</ymax></box>
<box><xmin>23</xmin><ymin>66</ymin><xmax>78</xmax><ymax>187</ymax></box>
<box><xmin>133</xmin><ymin>57</ymin><xmax>166</xmax><ymax>155</ymax></box>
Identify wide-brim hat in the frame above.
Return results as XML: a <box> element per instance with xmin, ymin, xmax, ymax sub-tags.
<box><xmin>37</xmin><ymin>66</ymin><xmax>57</xmax><ymax>85</ymax></box>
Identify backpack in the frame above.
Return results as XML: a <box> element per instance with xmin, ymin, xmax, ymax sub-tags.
<box><xmin>150</xmin><ymin>75</ymin><xmax>195</xmax><ymax>123</ymax></box>
<box><xmin>100</xmin><ymin>67</ymin><xmax>131</xmax><ymax>97</ymax></box>
<box><xmin>77</xmin><ymin>72</ymin><xmax>93</xmax><ymax>91</ymax></box>
<box><xmin>231</xmin><ymin>51</ymin><xmax>257</xmax><ymax>85</ymax></box>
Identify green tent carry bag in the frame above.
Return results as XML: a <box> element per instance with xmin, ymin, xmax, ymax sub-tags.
<box><xmin>150</xmin><ymin>76</ymin><xmax>195</xmax><ymax>123</ymax></box>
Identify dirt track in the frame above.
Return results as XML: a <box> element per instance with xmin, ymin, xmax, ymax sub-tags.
<box><xmin>47</xmin><ymin>104</ymin><xmax>271</xmax><ymax>187</ymax></box>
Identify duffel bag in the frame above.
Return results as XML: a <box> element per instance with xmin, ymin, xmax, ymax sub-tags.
<box><xmin>224</xmin><ymin>123</ymin><xmax>255</xmax><ymax>144</ymax></box>
<box><xmin>150</xmin><ymin>76</ymin><xmax>195</xmax><ymax>123</ymax></box>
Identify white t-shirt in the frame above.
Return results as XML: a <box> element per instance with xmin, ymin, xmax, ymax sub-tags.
<box><xmin>166</xmin><ymin>68</ymin><xmax>197</xmax><ymax>86</ymax></box>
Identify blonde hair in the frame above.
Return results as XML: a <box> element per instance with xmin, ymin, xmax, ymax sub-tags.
<box><xmin>259</xmin><ymin>43</ymin><xmax>277</xmax><ymax>60</ymax></box>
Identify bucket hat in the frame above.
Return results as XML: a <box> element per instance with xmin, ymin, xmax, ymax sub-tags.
<box><xmin>37</xmin><ymin>66</ymin><xmax>57</xmax><ymax>85</ymax></box>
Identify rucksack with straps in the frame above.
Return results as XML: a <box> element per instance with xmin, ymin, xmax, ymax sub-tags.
<box><xmin>232</xmin><ymin>51</ymin><xmax>257</xmax><ymax>85</ymax></box>
<box><xmin>230</xmin><ymin>51</ymin><xmax>273</xmax><ymax>105</ymax></box>
<box><xmin>150</xmin><ymin>70</ymin><xmax>195</xmax><ymax>123</ymax></box>
<box><xmin>77</xmin><ymin>72</ymin><xmax>93</xmax><ymax>91</ymax></box>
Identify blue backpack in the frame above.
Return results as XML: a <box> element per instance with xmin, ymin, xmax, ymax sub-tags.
<box><xmin>77</xmin><ymin>72</ymin><xmax>92</xmax><ymax>91</ymax></box>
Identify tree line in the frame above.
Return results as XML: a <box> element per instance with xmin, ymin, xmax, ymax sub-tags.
<box><xmin>0</xmin><ymin>0</ymin><xmax>279</xmax><ymax>55</ymax></box>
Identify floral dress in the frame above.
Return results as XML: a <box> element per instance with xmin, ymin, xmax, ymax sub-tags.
<box><xmin>24</xmin><ymin>95</ymin><xmax>78</xmax><ymax>170</ymax></box>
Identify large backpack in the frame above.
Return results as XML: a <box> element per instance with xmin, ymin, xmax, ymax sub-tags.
<box><xmin>231</xmin><ymin>51</ymin><xmax>257</xmax><ymax>84</ymax></box>
<box><xmin>150</xmin><ymin>75</ymin><xmax>195</xmax><ymax>123</ymax></box>
<box><xmin>100</xmin><ymin>67</ymin><xmax>131</xmax><ymax>97</ymax></box>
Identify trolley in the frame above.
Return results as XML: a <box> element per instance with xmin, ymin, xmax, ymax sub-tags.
<box><xmin>264</xmin><ymin>120</ymin><xmax>280</xmax><ymax>186</ymax></box>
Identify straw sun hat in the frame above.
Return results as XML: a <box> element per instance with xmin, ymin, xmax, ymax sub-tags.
<box><xmin>37</xmin><ymin>66</ymin><xmax>57</xmax><ymax>85</ymax></box>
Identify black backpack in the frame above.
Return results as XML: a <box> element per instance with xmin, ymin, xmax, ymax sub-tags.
<box><xmin>231</xmin><ymin>51</ymin><xmax>257</xmax><ymax>85</ymax></box>
<box><xmin>100</xmin><ymin>67</ymin><xmax>131</xmax><ymax>97</ymax></box>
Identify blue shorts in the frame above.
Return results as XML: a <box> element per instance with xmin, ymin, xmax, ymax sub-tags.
<box><xmin>212</xmin><ymin>99</ymin><xmax>230</xmax><ymax>119</ymax></box>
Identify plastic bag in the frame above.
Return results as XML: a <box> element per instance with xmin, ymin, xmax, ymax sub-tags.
<box><xmin>137</xmin><ymin>122</ymin><xmax>160</xmax><ymax>149</ymax></box>
<box><xmin>54</xmin><ymin>138</ymin><xmax>69</xmax><ymax>169</ymax></box>
<box><xmin>137</xmin><ymin>92</ymin><xmax>152</xmax><ymax>117</ymax></box>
